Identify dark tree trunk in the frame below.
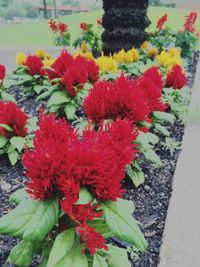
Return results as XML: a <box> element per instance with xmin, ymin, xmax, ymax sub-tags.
<box><xmin>102</xmin><ymin>0</ymin><xmax>150</xmax><ymax>55</ymax></box>
<box><xmin>43</xmin><ymin>0</ymin><xmax>48</xmax><ymax>19</ymax></box>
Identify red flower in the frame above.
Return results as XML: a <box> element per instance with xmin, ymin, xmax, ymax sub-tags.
<box><xmin>184</xmin><ymin>11</ymin><xmax>198</xmax><ymax>32</ymax></box>
<box><xmin>137</xmin><ymin>67</ymin><xmax>166</xmax><ymax>113</ymax></box>
<box><xmin>86</xmin><ymin>59</ymin><xmax>99</xmax><ymax>83</ymax></box>
<box><xmin>0</xmin><ymin>101</ymin><xmax>28</xmax><ymax>138</ymax></box>
<box><xmin>58</xmin><ymin>21</ymin><xmax>68</xmax><ymax>34</ymax></box>
<box><xmin>84</xmin><ymin>74</ymin><xmax>150</xmax><ymax>124</ymax></box>
<box><xmin>77</xmin><ymin>224</ymin><xmax>108</xmax><ymax>254</ymax></box>
<box><xmin>97</xmin><ymin>17</ymin><xmax>102</xmax><ymax>27</ymax></box>
<box><xmin>25</xmin><ymin>55</ymin><xmax>45</xmax><ymax>77</ymax></box>
<box><xmin>80</xmin><ymin>22</ymin><xmax>89</xmax><ymax>32</ymax></box>
<box><xmin>156</xmin><ymin>14</ymin><xmax>168</xmax><ymax>31</ymax></box>
<box><xmin>166</xmin><ymin>65</ymin><xmax>187</xmax><ymax>89</ymax></box>
<box><xmin>0</xmin><ymin>64</ymin><xmax>6</xmax><ymax>84</ymax></box>
<box><xmin>49</xmin><ymin>19</ymin><xmax>57</xmax><ymax>32</ymax></box>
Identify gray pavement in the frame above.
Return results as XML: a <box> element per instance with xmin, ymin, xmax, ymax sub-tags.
<box><xmin>159</xmin><ymin>58</ymin><xmax>200</xmax><ymax>266</ymax></box>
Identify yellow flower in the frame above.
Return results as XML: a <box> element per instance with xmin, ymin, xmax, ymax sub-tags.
<box><xmin>35</xmin><ymin>49</ymin><xmax>51</xmax><ymax>60</ymax></box>
<box><xmin>113</xmin><ymin>48</ymin><xmax>140</xmax><ymax>64</ymax></box>
<box><xmin>113</xmin><ymin>49</ymin><xmax>127</xmax><ymax>63</ymax></box>
<box><xmin>148</xmin><ymin>47</ymin><xmax>158</xmax><ymax>58</ymax></box>
<box><xmin>74</xmin><ymin>51</ymin><xmax>94</xmax><ymax>60</ymax></box>
<box><xmin>43</xmin><ymin>58</ymin><xmax>55</xmax><ymax>67</ymax></box>
<box><xmin>168</xmin><ymin>47</ymin><xmax>181</xmax><ymax>58</ymax></box>
<box><xmin>157</xmin><ymin>49</ymin><xmax>181</xmax><ymax>69</ymax></box>
<box><xmin>16</xmin><ymin>52</ymin><xmax>27</xmax><ymax>65</ymax></box>
<box><xmin>80</xmin><ymin>42</ymin><xmax>90</xmax><ymax>53</ymax></box>
<box><xmin>141</xmin><ymin>41</ymin><xmax>149</xmax><ymax>50</ymax></box>
<box><xmin>130</xmin><ymin>48</ymin><xmax>140</xmax><ymax>62</ymax></box>
<box><xmin>96</xmin><ymin>55</ymin><xmax>118</xmax><ymax>73</ymax></box>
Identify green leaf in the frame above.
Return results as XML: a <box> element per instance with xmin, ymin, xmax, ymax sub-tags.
<box><xmin>126</xmin><ymin>165</ymin><xmax>145</xmax><ymax>188</ymax></box>
<box><xmin>33</xmin><ymin>85</ymin><xmax>46</xmax><ymax>95</ymax></box>
<box><xmin>0</xmin><ymin>136</ymin><xmax>7</xmax><ymax>148</ymax></box>
<box><xmin>55</xmin><ymin>240</ymin><xmax>88</xmax><ymax>267</ymax></box>
<box><xmin>0</xmin><ymin>200</ymin><xmax>39</xmax><ymax>238</ymax></box>
<box><xmin>152</xmin><ymin>111</ymin><xmax>176</xmax><ymax>124</ymax></box>
<box><xmin>23</xmin><ymin>199</ymin><xmax>59</xmax><ymax>241</ymax></box>
<box><xmin>102</xmin><ymin>199</ymin><xmax>147</xmax><ymax>252</ymax></box>
<box><xmin>143</xmin><ymin>149</ymin><xmax>162</xmax><ymax>167</ymax></box>
<box><xmin>64</xmin><ymin>103</ymin><xmax>76</xmax><ymax>121</ymax></box>
<box><xmin>10</xmin><ymin>136</ymin><xmax>25</xmax><ymax>152</ymax></box>
<box><xmin>106</xmin><ymin>245</ymin><xmax>131</xmax><ymax>267</ymax></box>
<box><xmin>9</xmin><ymin>188</ymin><xmax>29</xmax><ymax>205</ymax></box>
<box><xmin>39</xmin><ymin>259</ymin><xmax>48</xmax><ymax>267</ymax></box>
<box><xmin>154</xmin><ymin>123</ymin><xmax>170</xmax><ymax>137</ymax></box>
<box><xmin>10</xmin><ymin>240</ymin><xmax>37</xmax><ymax>266</ymax></box>
<box><xmin>1</xmin><ymin>91</ymin><xmax>16</xmax><ymax>102</ymax></box>
<box><xmin>93</xmin><ymin>254</ymin><xmax>108</xmax><ymax>267</ymax></box>
<box><xmin>76</xmin><ymin>187</ymin><xmax>93</xmax><ymax>205</ymax></box>
<box><xmin>47</xmin><ymin>229</ymin><xmax>75</xmax><ymax>267</ymax></box>
<box><xmin>0</xmin><ymin>123</ymin><xmax>13</xmax><ymax>132</ymax></box>
<box><xmin>47</xmin><ymin>91</ymin><xmax>71</xmax><ymax>108</ymax></box>
<box><xmin>27</xmin><ymin>117</ymin><xmax>38</xmax><ymax>133</ymax></box>
<box><xmin>8</xmin><ymin>149</ymin><xmax>19</xmax><ymax>166</ymax></box>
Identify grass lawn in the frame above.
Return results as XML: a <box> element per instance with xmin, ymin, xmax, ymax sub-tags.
<box><xmin>0</xmin><ymin>6</ymin><xmax>199</xmax><ymax>47</ymax></box>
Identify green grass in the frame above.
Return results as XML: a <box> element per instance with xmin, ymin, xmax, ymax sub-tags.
<box><xmin>0</xmin><ymin>7</ymin><xmax>199</xmax><ymax>47</ymax></box>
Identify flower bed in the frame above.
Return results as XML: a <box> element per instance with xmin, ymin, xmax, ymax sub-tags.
<box><xmin>0</xmin><ymin>12</ymin><xmax>199</xmax><ymax>267</ymax></box>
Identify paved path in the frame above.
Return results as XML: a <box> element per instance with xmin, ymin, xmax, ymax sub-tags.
<box><xmin>0</xmin><ymin>47</ymin><xmax>61</xmax><ymax>70</ymax></box>
<box><xmin>159</xmin><ymin>58</ymin><xmax>200</xmax><ymax>266</ymax></box>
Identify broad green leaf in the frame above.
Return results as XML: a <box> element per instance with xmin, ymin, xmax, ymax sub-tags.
<box><xmin>49</xmin><ymin>105</ymin><xmax>61</xmax><ymax>113</ymax></box>
<box><xmin>0</xmin><ymin>136</ymin><xmax>7</xmax><ymax>148</ymax></box>
<box><xmin>56</xmin><ymin>240</ymin><xmax>88</xmax><ymax>267</ymax></box>
<box><xmin>23</xmin><ymin>199</ymin><xmax>59</xmax><ymax>241</ymax></box>
<box><xmin>93</xmin><ymin>254</ymin><xmax>108</xmax><ymax>267</ymax></box>
<box><xmin>10</xmin><ymin>136</ymin><xmax>25</xmax><ymax>152</ymax></box>
<box><xmin>34</xmin><ymin>85</ymin><xmax>46</xmax><ymax>95</ymax></box>
<box><xmin>1</xmin><ymin>91</ymin><xmax>16</xmax><ymax>102</ymax></box>
<box><xmin>39</xmin><ymin>259</ymin><xmax>48</xmax><ymax>267</ymax></box>
<box><xmin>47</xmin><ymin>91</ymin><xmax>71</xmax><ymax>108</ymax></box>
<box><xmin>0</xmin><ymin>200</ymin><xmax>39</xmax><ymax>238</ymax></box>
<box><xmin>0</xmin><ymin>123</ymin><xmax>13</xmax><ymax>132</ymax></box>
<box><xmin>102</xmin><ymin>200</ymin><xmax>147</xmax><ymax>252</ymax></box>
<box><xmin>126</xmin><ymin>165</ymin><xmax>145</xmax><ymax>188</ymax></box>
<box><xmin>27</xmin><ymin>117</ymin><xmax>38</xmax><ymax>133</ymax></box>
<box><xmin>154</xmin><ymin>123</ymin><xmax>170</xmax><ymax>137</ymax></box>
<box><xmin>152</xmin><ymin>111</ymin><xmax>176</xmax><ymax>125</ymax></box>
<box><xmin>64</xmin><ymin>103</ymin><xmax>76</xmax><ymax>121</ymax></box>
<box><xmin>10</xmin><ymin>240</ymin><xmax>37</xmax><ymax>266</ymax></box>
<box><xmin>143</xmin><ymin>149</ymin><xmax>162</xmax><ymax>167</ymax></box>
<box><xmin>106</xmin><ymin>245</ymin><xmax>131</xmax><ymax>267</ymax></box>
<box><xmin>76</xmin><ymin>187</ymin><xmax>93</xmax><ymax>204</ymax></box>
<box><xmin>9</xmin><ymin>188</ymin><xmax>29</xmax><ymax>205</ymax></box>
<box><xmin>88</xmin><ymin>219</ymin><xmax>112</xmax><ymax>238</ymax></box>
<box><xmin>47</xmin><ymin>229</ymin><xmax>75</xmax><ymax>267</ymax></box>
<box><xmin>8</xmin><ymin>149</ymin><xmax>19</xmax><ymax>166</ymax></box>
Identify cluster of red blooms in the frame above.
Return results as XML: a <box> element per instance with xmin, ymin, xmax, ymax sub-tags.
<box><xmin>165</xmin><ymin>64</ymin><xmax>187</xmax><ymax>89</ymax></box>
<box><xmin>49</xmin><ymin>19</ymin><xmax>69</xmax><ymax>34</ymax></box>
<box><xmin>184</xmin><ymin>11</ymin><xmax>198</xmax><ymax>32</ymax></box>
<box><xmin>80</xmin><ymin>22</ymin><xmax>89</xmax><ymax>32</ymax></box>
<box><xmin>23</xmin><ymin>112</ymin><xmax>138</xmax><ymax>254</ymax></box>
<box><xmin>25</xmin><ymin>55</ymin><xmax>45</xmax><ymax>77</ymax></box>
<box><xmin>84</xmin><ymin>68</ymin><xmax>166</xmax><ymax>127</ymax></box>
<box><xmin>156</xmin><ymin>13</ymin><xmax>168</xmax><ymax>31</ymax></box>
<box><xmin>0</xmin><ymin>101</ymin><xmax>28</xmax><ymax>138</ymax></box>
<box><xmin>47</xmin><ymin>51</ymin><xmax>99</xmax><ymax>97</ymax></box>
<box><xmin>0</xmin><ymin>64</ymin><xmax>6</xmax><ymax>84</ymax></box>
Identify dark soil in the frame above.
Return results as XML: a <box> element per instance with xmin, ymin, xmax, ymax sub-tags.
<box><xmin>0</xmin><ymin>52</ymin><xmax>199</xmax><ymax>267</ymax></box>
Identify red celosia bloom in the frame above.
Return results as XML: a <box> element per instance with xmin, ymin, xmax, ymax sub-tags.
<box><xmin>156</xmin><ymin>13</ymin><xmax>168</xmax><ymax>30</ymax></box>
<box><xmin>25</xmin><ymin>55</ymin><xmax>45</xmax><ymax>77</ymax></box>
<box><xmin>165</xmin><ymin>65</ymin><xmax>187</xmax><ymax>89</ymax></box>
<box><xmin>0</xmin><ymin>101</ymin><xmax>28</xmax><ymax>138</ymax></box>
<box><xmin>58</xmin><ymin>21</ymin><xmax>68</xmax><ymax>34</ymax></box>
<box><xmin>77</xmin><ymin>224</ymin><xmax>108</xmax><ymax>254</ymax></box>
<box><xmin>86</xmin><ymin>59</ymin><xmax>100</xmax><ymax>83</ymax></box>
<box><xmin>137</xmin><ymin>67</ymin><xmax>166</xmax><ymax>113</ymax></box>
<box><xmin>0</xmin><ymin>64</ymin><xmax>6</xmax><ymax>84</ymax></box>
<box><xmin>80</xmin><ymin>22</ymin><xmax>89</xmax><ymax>32</ymax></box>
<box><xmin>84</xmin><ymin>74</ymin><xmax>150</xmax><ymax>124</ymax></box>
<box><xmin>49</xmin><ymin>19</ymin><xmax>57</xmax><ymax>32</ymax></box>
<box><xmin>97</xmin><ymin>17</ymin><xmax>102</xmax><ymax>27</ymax></box>
<box><xmin>184</xmin><ymin>11</ymin><xmax>197</xmax><ymax>32</ymax></box>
